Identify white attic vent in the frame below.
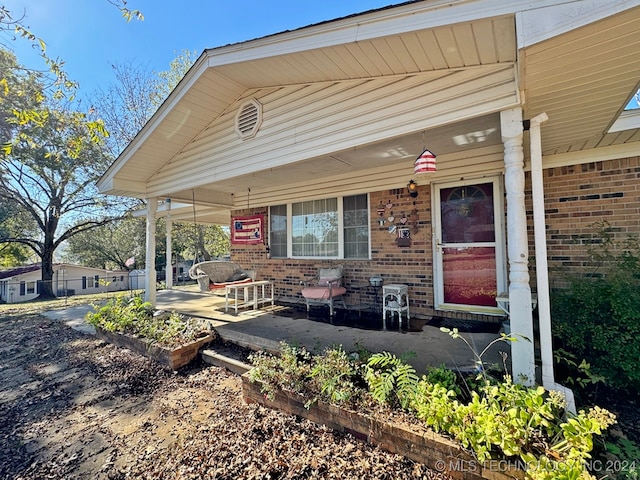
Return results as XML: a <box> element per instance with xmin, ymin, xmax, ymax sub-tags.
<box><xmin>235</xmin><ymin>98</ymin><xmax>262</xmax><ymax>139</ymax></box>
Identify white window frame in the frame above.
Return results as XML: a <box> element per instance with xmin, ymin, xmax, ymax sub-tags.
<box><xmin>269</xmin><ymin>194</ymin><xmax>371</xmax><ymax>260</ymax></box>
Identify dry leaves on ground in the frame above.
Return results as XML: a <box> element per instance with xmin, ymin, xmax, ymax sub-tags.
<box><xmin>0</xmin><ymin>313</ymin><xmax>451</xmax><ymax>479</ymax></box>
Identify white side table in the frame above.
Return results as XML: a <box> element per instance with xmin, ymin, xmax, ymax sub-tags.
<box><xmin>382</xmin><ymin>284</ymin><xmax>410</xmax><ymax>330</ymax></box>
<box><xmin>225</xmin><ymin>281</ymin><xmax>274</xmax><ymax>314</ymax></box>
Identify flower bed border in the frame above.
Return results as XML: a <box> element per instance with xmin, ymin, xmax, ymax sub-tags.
<box><xmin>242</xmin><ymin>373</ymin><xmax>524</xmax><ymax>480</ymax></box>
<box><xmin>95</xmin><ymin>327</ymin><xmax>213</xmax><ymax>370</ymax></box>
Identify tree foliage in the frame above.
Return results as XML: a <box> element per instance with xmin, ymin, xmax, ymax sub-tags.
<box><xmin>92</xmin><ymin>50</ymin><xmax>197</xmax><ymax>157</ymax></box>
<box><xmin>62</xmin><ymin>216</ymin><xmax>146</xmax><ymax>270</ymax></box>
<box><xmin>177</xmin><ymin>223</ymin><xmax>230</xmax><ymax>262</ymax></box>
<box><xmin>552</xmin><ymin>222</ymin><xmax>640</xmax><ymax>392</ymax></box>
<box><xmin>0</xmin><ymin>49</ymin><xmax>131</xmax><ymax>297</ymax></box>
<box><xmin>0</xmin><ymin>200</ymin><xmax>32</xmax><ymax>266</ymax></box>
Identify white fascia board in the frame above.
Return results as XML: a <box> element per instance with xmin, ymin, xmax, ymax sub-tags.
<box><xmin>204</xmin><ymin>0</ymin><xmax>570</xmax><ymax>67</ymax></box>
<box><xmin>516</xmin><ymin>0</ymin><xmax>640</xmax><ymax>48</ymax></box>
<box><xmin>609</xmin><ymin>109</ymin><xmax>640</xmax><ymax>133</ymax></box>
<box><xmin>97</xmin><ymin>55</ymin><xmax>242</xmax><ymax>188</ymax></box>
<box><xmin>98</xmin><ymin>56</ymin><xmax>210</xmax><ymax>183</ymax></box>
<box><xmin>96</xmin><ymin>176</ymin><xmax>147</xmax><ymax>196</ymax></box>
<box><xmin>542</xmin><ymin>142</ymin><xmax>640</xmax><ymax>169</ymax></box>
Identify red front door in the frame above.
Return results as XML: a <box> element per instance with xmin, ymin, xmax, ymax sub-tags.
<box><xmin>434</xmin><ymin>179</ymin><xmax>505</xmax><ymax>313</ymax></box>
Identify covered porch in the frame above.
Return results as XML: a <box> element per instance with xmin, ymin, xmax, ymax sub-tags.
<box><xmin>155</xmin><ymin>285</ymin><xmax>507</xmax><ymax>375</ymax></box>
<box><xmin>97</xmin><ymin>1</ymin><xmax>640</xmax><ymax>395</ymax></box>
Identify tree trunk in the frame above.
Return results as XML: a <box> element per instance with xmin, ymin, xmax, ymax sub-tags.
<box><xmin>197</xmin><ymin>225</ymin><xmax>212</xmax><ymax>261</ymax></box>
<box><xmin>38</xmin><ymin>232</ymin><xmax>57</xmax><ymax>299</ymax></box>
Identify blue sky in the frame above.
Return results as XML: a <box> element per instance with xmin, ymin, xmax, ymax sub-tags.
<box><xmin>3</xmin><ymin>0</ymin><xmax>397</xmax><ymax>101</ymax></box>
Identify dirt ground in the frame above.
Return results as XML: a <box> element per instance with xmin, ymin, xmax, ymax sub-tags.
<box><xmin>0</xmin><ymin>310</ymin><xmax>451</xmax><ymax>480</ymax></box>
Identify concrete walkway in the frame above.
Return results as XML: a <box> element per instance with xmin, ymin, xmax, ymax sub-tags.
<box><xmin>44</xmin><ymin>286</ymin><xmax>510</xmax><ymax>375</ymax></box>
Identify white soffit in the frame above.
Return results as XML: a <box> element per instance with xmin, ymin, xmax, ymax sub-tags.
<box><xmin>516</xmin><ymin>0</ymin><xmax>639</xmax><ymax>48</ymax></box>
<box><xmin>609</xmin><ymin>108</ymin><xmax>640</xmax><ymax>133</ymax></box>
<box><xmin>98</xmin><ymin>11</ymin><xmax>518</xmax><ymax>198</ymax></box>
<box><xmin>522</xmin><ymin>4</ymin><xmax>640</xmax><ymax>154</ymax></box>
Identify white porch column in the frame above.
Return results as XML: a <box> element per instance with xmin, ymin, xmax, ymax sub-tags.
<box><xmin>145</xmin><ymin>197</ymin><xmax>157</xmax><ymax>307</ymax></box>
<box><xmin>165</xmin><ymin>199</ymin><xmax>173</xmax><ymax>289</ymax></box>
<box><xmin>500</xmin><ymin>108</ymin><xmax>536</xmax><ymax>386</ymax></box>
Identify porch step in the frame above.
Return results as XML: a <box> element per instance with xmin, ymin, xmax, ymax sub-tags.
<box><xmin>201</xmin><ymin>348</ymin><xmax>253</xmax><ymax>375</ymax></box>
<box><xmin>215</xmin><ymin>328</ymin><xmax>282</xmax><ymax>355</ymax></box>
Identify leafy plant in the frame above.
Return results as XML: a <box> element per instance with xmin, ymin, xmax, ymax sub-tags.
<box><xmin>552</xmin><ymin>221</ymin><xmax>640</xmax><ymax>392</ymax></box>
<box><xmin>424</xmin><ymin>363</ymin><xmax>461</xmax><ymax>398</ymax></box>
<box><xmin>248</xmin><ymin>342</ymin><xmax>312</xmax><ymax>400</ymax></box>
<box><xmin>86</xmin><ymin>295</ymin><xmax>207</xmax><ymax>347</ymax></box>
<box><xmin>364</xmin><ymin>351</ymin><xmax>419</xmax><ymax>409</ymax></box>
<box><xmin>307</xmin><ymin>346</ymin><xmax>361</xmax><ymax>407</ymax></box>
<box><xmin>86</xmin><ymin>295</ymin><xmax>152</xmax><ymax>334</ymax></box>
<box><xmin>553</xmin><ymin>348</ymin><xmax>605</xmax><ymax>390</ymax></box>
<box><xmin>247</xmin><ymin>340</ymin><xmax>617</xmax><ymax>479</ymax></box>
<box><xmin>440</xmin><ymin>326</ymin><xmax>519</xmax><ymax>383</ymax></box>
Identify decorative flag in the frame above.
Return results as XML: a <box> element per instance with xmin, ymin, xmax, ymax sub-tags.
<box><xmin>125</xmin><ymin>256</ymin><xmax>135</xmax><ymax>267</ymax></box>
<box><xmin>414</xmin><ymin>148</ymin><xmax>437</xmax><ymax>174</ymax></box>
<box><xmin>231</xmin><ymin>214</ymin><xmax>264</xmax><ymax>245</ymax></box>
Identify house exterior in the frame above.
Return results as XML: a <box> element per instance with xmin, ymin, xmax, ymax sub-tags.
<box><xmin>97</xmin><ymin>0</ymin><xmax>640</xmax><ymax>389</ymax></box>
<box><xmin>0</xmin><ymin>264</ymin><xmax>130</xmax><ymax>303</ymax></box>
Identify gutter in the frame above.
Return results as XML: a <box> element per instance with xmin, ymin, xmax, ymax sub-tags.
<box><xmin>527</xmin><ymin>112</ymin><xmax>576</xmax><ymax>414</ymax></box>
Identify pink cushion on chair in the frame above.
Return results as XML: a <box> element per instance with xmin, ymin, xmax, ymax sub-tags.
<box><xmin>301</xmin><ymin>285</ymin><xmax>347</xmax><ymax>300</ymax></box>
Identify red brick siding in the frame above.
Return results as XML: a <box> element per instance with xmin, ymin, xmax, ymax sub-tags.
<box><xmin>525</xmin><ymin>156</ymin><xmax>640</xmax><ymax>290</ymax></box>
<box><xmin>229</xmin><ymin>156</ymin><xmax>640</xmax><ymax>317</ymax></box>
<box><xmin>231</xmin><ymin>186</ymin><xmax>436</xmax><ymax>317</ymax></box>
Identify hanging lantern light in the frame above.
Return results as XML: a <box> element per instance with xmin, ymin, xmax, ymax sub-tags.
<box><xmin>414</xmin><ymin>148</ymin><xmax>437</xmax><ymax>174</ymax></box>
<box><xmin>407</xmin><ymin>180</ymin><xmax>418</xmax><ymax>198</ymax></box>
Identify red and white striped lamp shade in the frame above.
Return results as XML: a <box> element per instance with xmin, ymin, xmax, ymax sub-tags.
<box><xmin>414</xmin><ymin>148</ymin><xmax>437</xmax><ymax>174</ymax></box>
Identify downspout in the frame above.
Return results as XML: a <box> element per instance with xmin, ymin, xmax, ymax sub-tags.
<box><xmin>528</xmin><ymin>113</ymin><xmax>576</xmax><ymax>413</ymax></box>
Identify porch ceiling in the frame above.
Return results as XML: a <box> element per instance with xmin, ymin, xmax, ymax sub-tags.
<box><xmin>99</xmin><ymin>13</ymin><xmax>516</xmax><ymax>200</ymax></box>
<box><xmin>522</xmin><ymin>5</ymin><xmax>640</xmax><ymax>154</ymax></box>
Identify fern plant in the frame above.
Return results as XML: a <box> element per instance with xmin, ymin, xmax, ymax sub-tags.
<box><xmin>364</xmin><ymin>352</ymin><xmax>419</xmax><ymax>410</ymax></box>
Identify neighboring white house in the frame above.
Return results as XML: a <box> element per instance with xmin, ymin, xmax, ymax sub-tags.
<box><xmin>0</xmin><ymin>264</ymin><xmax>130</xmax><ymax>304</ymax></box>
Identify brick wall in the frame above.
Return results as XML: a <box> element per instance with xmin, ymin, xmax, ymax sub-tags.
<box><xmin>526</xmin><ymin>156</ymin><xmax>640</xmax><ymax>290</ymax></box>
<box><xmin>230</xmin><ymin>156</ymin><xmax>640</xmax><ymax>318</ymax></box>
<box><xmin>231</xmin><ymin>185</ymin><xmax>437</xmax><ymax>317</ymax></box>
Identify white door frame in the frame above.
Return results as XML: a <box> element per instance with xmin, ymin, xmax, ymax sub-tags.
<box><xmin>432</xmin><ymin>175</ymin><xmax>507</xmax><ymax>315</ymax></box>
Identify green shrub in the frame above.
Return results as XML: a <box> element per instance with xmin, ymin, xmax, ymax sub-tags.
<box><xmin>552</xmin><ymin>222</ymin><xmax>640</xmax><ymax>392</ymax></box>
<box><xmin>86</xmin><ymin>295</ymin><xmax>207</xmax><ymax>347</ymax></box>
<box><xmin>308</xmin><ymin>346</ymin><xmax>362</xmax><ymax>406</ymax></box>
<box><xmin>248</xmin><ymin>342</ymin><xmax>617</xmax><ymax>480</ymax></box>
<box><xmin>86</xmin><ymin>295</ymin><xmax>153</xmax><ymax>334</ymax></box>
<box><xmin>248</xmin><ymin>342</ymin><xmax>312</xmax><ymax>400</ymax></box>
<box><xmin>364</xmin><ymin>351</ymin><xmax>419</xmax><ymax>410</ymax></box>
<box><xmin>424</xmin><ymin>363</ymin><xmax>462</xmax><ymax>398</ymax></box>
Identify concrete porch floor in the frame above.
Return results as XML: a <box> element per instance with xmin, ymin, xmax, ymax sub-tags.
<box><xmin>155</xmin><ymin>286</ymin><xmax>509</xmax><ymax>375</ymax></box>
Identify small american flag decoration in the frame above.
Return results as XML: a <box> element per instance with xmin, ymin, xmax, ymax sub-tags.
<box><xmin>231</xmin><ymin>214</ymin><xmax>264</xmax><ymax>245</ymax></box>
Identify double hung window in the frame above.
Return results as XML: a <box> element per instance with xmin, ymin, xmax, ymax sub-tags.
<box><xmin>269</xmin><ymin>194</ymin><xmax>369</xmax><ymax>259</ymax></box>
